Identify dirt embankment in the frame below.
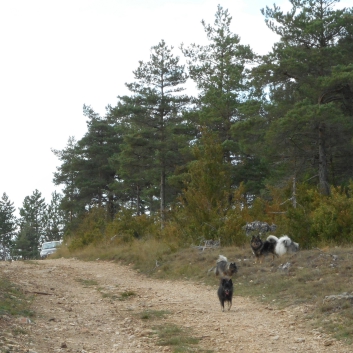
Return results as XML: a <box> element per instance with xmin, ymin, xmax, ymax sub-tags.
<box><xmin>0</xmin><ymin>258</ymin><xmax>350</xmax><ymax>353</ymax></box>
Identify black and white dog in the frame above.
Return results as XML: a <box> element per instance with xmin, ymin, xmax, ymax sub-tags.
<box><xmin>251</xmin><ymin>235</ymin><xmax>299</xmax><ymax>263</ymax></box>
<box><xmin>250</xmin><ymin>234</ymin><xmax>277</xmax><ymax>263</ymax></box>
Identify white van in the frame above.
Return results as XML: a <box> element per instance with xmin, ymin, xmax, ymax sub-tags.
<box><xmin>40</xmin><ymin>241</ymin><xmax>61</xmax><ymax>259</ymax></box>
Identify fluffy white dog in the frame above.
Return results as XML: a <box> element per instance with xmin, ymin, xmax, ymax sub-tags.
<box><xmin>266</xmin><ymin>235</ymin><xmax>299</xmax><ymax>256</ymax></box>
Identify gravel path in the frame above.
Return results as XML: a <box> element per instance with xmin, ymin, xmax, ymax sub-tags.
<box><xmin>0</xmin><ymin>258</ymin><xmax>350</xmax><ymax>353</ymax></box>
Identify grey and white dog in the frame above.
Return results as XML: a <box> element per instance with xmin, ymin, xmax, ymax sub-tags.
<box><xmin>208</xmin><ymin>255</ymin><xmax>238</xmax><ymax>279</ymax></box>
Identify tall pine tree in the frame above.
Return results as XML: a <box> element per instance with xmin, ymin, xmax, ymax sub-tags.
<box><xmin>181</xmin><ymin>6</ymin><xmax>267</xmax><ymax>197</ymax></box>
<box><xmin>52</xmin><ymin>136</ymin><xmax>81</xmax><ymax>224</ymax></box>
<box><xmin>254</xmin><ymin>0</ymin><xmax>353</xmax><ymax>195</ymax></box>
<box><xmin>53</xmin><ymin>107</ymin><xmax>123</xmax><ymax>222</ymax></box>
<box><xmin>45</xmin><ymin>191</ymin><xmax>66</xmax><ymax>241</ymax></box>
<box><xmin>181</xmin><ymin>5</ymin><xmax>257</xmax><ymax>162</ymax></box>
<box><xmin>109</xmin><ymin>40</ymin><xmax>190</xmax><ymax>221</ymax></box>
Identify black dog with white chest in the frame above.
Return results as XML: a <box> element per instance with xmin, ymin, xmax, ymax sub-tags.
<box><xmin>217</xmin><ymin>278</ymin><xmax>233</xmax><ymax>311</ymax></box>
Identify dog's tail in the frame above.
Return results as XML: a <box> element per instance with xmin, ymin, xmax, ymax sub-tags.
<box><xmin>217</xmin><ymin>255</ymin><xmax>228</xmax><ymax>263</ymax></box>
<box><xmin>278</xmin><ymin>235</ymin><xmax>290</xmax><ymax>244</ymax></box>
<box><xmin>266</xmin><ymin>235</ymin><xmax>278</xmax><ymax>243</ymax></box>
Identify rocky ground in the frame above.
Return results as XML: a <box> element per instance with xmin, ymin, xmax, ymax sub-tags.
<box><xmin>0</xmin><ymin>258</ymin><xmax>351</xmax><ymax>353</ymax></box>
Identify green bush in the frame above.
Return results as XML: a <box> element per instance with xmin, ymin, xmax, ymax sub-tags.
<box><xmin>310</xmin><ymin>186</ymin><xmax>353</xmax><ymax>244</ymax></box>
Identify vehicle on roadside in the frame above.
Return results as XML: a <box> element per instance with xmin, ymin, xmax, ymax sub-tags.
<box><xmin>40</xmin><ymin>241</ymin><xmax>61</xmax><ymax>259</ymax></box>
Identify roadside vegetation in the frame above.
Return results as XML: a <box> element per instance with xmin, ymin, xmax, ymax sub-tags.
<box><xmin>0</xmin><ymin>273</ymin><xmax>34</xmax><ymax>346</ymax></box>
<box><xmin>0</xmin><ymin>276</ymin><xmax>33</xmax><ymax>318</ymax></box>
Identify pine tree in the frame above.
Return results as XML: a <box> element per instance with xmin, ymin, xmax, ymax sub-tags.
<box><xmin>109</xmin><ymin>40</ymin><xmax>190</xmax><ymax>220</ymax></box>
<box><xmin>181</xmin><ymin>5</ymin><xmax>257</xmax><ymax>163</ymax></box>
<box><xmin>53</xmin><ymin>107</ymin><xmax>123</xmax><ymax>222</ymax></box>
<box><xmin>14</xmin><ymin>190</ymin><xmax>47</xmax><ymax>259</ymax></box>
<box><xmin>75</xmin><ymin>106</ymin><xmax>122</xmax><ymax>218</ymax></box>
<box><xmin>254</xmin><ymin>0</ymin><xmax>353</xmax><ymax>194</ymax></box>
<box><xmin>45</xmin><ymin>191</ymin><xmax>65</xmax><ymax>241</ymax></box>
<box><xmin>0</xmin><ymin>193</ymin><xmax>17</xmax><ymax>260</ymax></box>
<box><xmin>52</xmin><ymin>136</ymin><xmax>81</xmax><ymax>223</ymax></box>
<box><xmin>175</xmin><ymin>130</ymin><xmax>232</xmax><ymax>242</ymax></box>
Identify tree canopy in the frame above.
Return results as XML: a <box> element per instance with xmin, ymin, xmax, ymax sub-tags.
<box><xmin>6</xmin><ymin>1</ymin><xmax>351</xmax><ymax>252</ymax></box>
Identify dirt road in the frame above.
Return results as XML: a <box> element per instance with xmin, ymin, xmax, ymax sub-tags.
<box><xmin>0</xmin><ymin>258</ymin><xmax>350</xmax><ymax>353</ymax></box>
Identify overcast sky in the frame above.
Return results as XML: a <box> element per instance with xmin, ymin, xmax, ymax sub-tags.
<box><xmin>0</xmin><ymin>0</ymin><xmax>349</xmax><ymax>214</ymax></box>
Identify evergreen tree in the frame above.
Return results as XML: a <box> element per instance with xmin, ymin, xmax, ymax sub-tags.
<box><xmin>108</xmin><ymin>118</ymin><xmax>156</xmax><ymax>215</ymax></box>
<box><xmin>45</xmin><ymin>191</ymin><xmax>65</xmax><ymax>241</ymax></box>
<box><xmin>53</xmin><ymin>107</ymin><xmax>123</xmax><ymax>222</ymax></box>
<box><xmin>181</xmin><ymin>5</ymin><xmax>268</xmax><ymax>197</ymax></box>
<box><xmin>181</xmin><ymin>5</ymin><xmax>257</xmax><ymax>162</ymax></box>
<box><xmin>14</xmin><ymin>190</ymin><xmax>47</xmax><ymax>259</ymax></box>
<box><xmin>109</xmin><ymin>40</ymin><xmax>190</xmax><ymax>220</ymax></box>
<box><xmin>0</xmin><ymin>193</ymin><xmax>17</xmax><ymax>260</ymax></box>
<box><xmin>173</xmin><ymin>130</ymin><xmax>241</xmax><ymax>244</ymax></box>
<box><xmin>52</xmin><ymin>136</ymin><xmax>81</xmax><ymax>223</ymax></box>
<box><xmin>254</xmin><ymin>0</ymin><xmax>353</xmax><ymax>195</ymax></box>
<box><xmin>75</xmin><ymin>106</ymin><xmax>122</xmax><ymax>218</ymax></box>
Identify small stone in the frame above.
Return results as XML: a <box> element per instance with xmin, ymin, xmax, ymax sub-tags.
<box><xmin>18</xmin><ymin>317</ymin><xmax>32</xmax><ymax>324</ymax></box>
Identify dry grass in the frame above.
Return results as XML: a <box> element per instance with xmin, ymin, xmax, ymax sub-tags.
<box><xmin>53</xmin><ymin>239</ymin><xmax>353</xmax><ymax>345</ymax></box>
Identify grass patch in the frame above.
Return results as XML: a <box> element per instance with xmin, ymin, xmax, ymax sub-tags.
<box><xmin>119</xmin><ymin>290</ymin><xmax>136</xmax><ymax>301</ymax></box>
<box><xmin>76</xmin><ymin>279</ymin><xmax>132</xmax><ymax>302</ymax></box>
<box><xmin>96</xmin><ymin>285</ymin><xmax>120</xmax><ymax>301</ymax></box>
<box><xmin>153</xmin><ymin>323</ymin><xmax>203</xmax><ymax>352</ymax></box>
<box><xmin>75</xmin><ymin>278</ymin><xmax>99</xmax><ymax>287</ymax></box>
<box><xmin>140</xmin><ymin>309</ymin><xmax>171</xmax><ymax>320</ymax></box>
<box><xmin>99</xmin><ymin>290</ymin><xmax>119</xmax><ymax>301</ymax></box>
<box><xmin>0</xmin><ymin>277</ymin><xmax>34</xmax><ymax>317</ymax></box>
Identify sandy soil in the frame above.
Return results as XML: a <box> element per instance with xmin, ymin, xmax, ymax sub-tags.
<box><xmin>0</xmin><ymin>258</ymin><xmax>351</xmax><ymax>353</ymax></box>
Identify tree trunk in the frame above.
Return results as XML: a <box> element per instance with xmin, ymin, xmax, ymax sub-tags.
<box><xmin>160</xmin><ymin>169</ymin><xmax>166</xmax><ymax>227</ymax></box>
<box><xmin>318</xmin><ymin>122</ymin><xmax>330</xmax><ymax>196</ymax></box>
<box><xmin>107</xmin><ymin>193</ymin><xmax>115</xmax><ymax>221</ymax></box>
<box><xmin>136</xmin><ymin>185</ymin><xmax>140</xmax><ymax>216</ymax></box>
